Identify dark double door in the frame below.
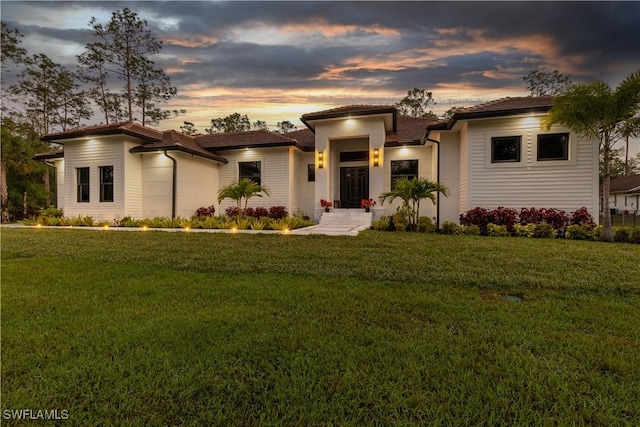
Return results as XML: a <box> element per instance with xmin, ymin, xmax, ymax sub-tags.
<box><xmin>340</xmin><ymin>167</ymin><xmax>369</xmax><ymax>208</ymax></box>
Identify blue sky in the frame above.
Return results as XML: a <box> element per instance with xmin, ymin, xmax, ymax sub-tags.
<box><xmin>2</xmin><ymin>1</ymin><xmax>639</xmax><ymax>151</ymax></box>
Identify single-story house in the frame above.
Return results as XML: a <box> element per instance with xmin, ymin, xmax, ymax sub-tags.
<box><xmin>604</xmin><ymin>174</ymin><xmax>640</xmax><ymax>215</ymax></box>
<box><xmin>35</xmin><ymin>96</ymin><xmax>600</xmax><ymax>224</ymax></box>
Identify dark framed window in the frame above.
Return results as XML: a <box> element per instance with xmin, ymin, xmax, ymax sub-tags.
<box><xmin>307</xmin><ymin>164</ymin><xmax>315</xmax><ymax>182</ymax></box>
<box><xmin>239</xmin><ymin>161</ymin><xmax>261</xmax><ymax>185</ymax></box>
<box><xmin>77</xmin><ymin>167</ymin><xmax>90</xmax><ymax>202</ymax></box>
<box><xmin>391</xmin><ymin>160</ymin><xmax>418</xmax><ymax>188</ymax></box>
<box><xmin>340</xmin><ymin>151</ymin><xmax>369</xmax><ymax>162</ymax></box>
<box><xmin>491</xmin><ymin>136</ymin><xmax>521</xmax><ymax>163</ymax></box>
<box><xmin>538</xmin><ymin>133</ymin><xmax>569</xmax><ymax>161</ymax></box>
<box><xmin>100</xmin><ymin>166</ymin><xmax>114</xmax><ymax>202</ymax></box>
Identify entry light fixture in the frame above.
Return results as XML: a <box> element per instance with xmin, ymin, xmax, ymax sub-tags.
<box><xmin>318</xmin><ymin>151</ymin><xmax>324</xmax><ymax>169</ymax></box>
<box><xmin>373</xmin><ymin>149</ymin><xmax>380</xmax><ymax>167</ymax></box>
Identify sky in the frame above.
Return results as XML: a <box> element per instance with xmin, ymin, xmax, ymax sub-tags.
<box><xmin>1</xmin><ymin>0</ymin><xmax>640</xmax><ymax>151</ymax></box>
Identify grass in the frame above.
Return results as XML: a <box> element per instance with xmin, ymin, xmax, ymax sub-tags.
<box><xmin>2</xmin><ymin>228</ymin><xmax>639</xmax><ymax>426</ymax></box>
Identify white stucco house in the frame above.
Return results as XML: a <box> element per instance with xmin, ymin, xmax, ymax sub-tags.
<box><xmin>605</xmin><ymin>174</ymin><xmax>640</xmax><ymax>215</ymax></box>
<box><xmin>35</xmin><ymin>96</ymin><xmax>600</xmax><ymax>225</ymax></box>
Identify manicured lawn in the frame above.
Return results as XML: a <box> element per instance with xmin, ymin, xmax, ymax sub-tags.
<box><xmin>2</xmin><ymin>228</ymin><xmax>639</xmax><ymax>425</ymax></box>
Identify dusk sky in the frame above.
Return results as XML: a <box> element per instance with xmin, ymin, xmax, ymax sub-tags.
<box><xmin>2</xmin><ymin>1</ymin><xmax>640</xmax><ymax>148</ymax></box>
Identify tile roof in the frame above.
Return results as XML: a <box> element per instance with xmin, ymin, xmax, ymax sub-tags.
<box><xmin>33</xmin><ymin>149</ymin><xmax>64</xmax><ymax>161</ymax></box>
<box><xmin>41</xmin><ymin>121</ymin><xmax>163</xmax><ymax>143</ymax></box>
<box><xmin>196</xmin><ymin>129</ymin><xmax>303</xmax><ymax>151</ymax></box>
<box><xmin>609</xmin><ymin>174</ymin><xmax>640</xmax><ymax>193</ymax></box>
<box><xmin>428</xmin><ymin>96</ymin><xmax>555</xmax><ymax>131</ymax></box>
<box><xmin>301</xmin><ymin>104</ymin><xmax>396</xmax><ymax>121</ymax></box>
<box><xmin>385</xmin><ymin>116</ymin><xmax>440</xmax><ymax>145</ymax></box>
<box><xmin>284</xmin><ymin>129</ymin><xmax>315</xmax><ymax>151</ymax></box>
<box><xmin>130</xmin><ymin>130</ymin><xmax>228</xmax><ymax>163</ymax></box>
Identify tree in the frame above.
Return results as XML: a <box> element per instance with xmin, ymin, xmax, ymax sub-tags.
<box><xmin>1</xmin><ymin>22</ymin><xmax>27</xmax><ymax>75</ymax></box>
<box><xmin>378</xmin><ymin>177</ymin><xmax>448</xmax><ymax>230</ymax></box>
<box><xmin>620</xmin><ymin>115</ymin><xmax>640</xmax><ymax>175</ymax></box>
<box><xmin>523</xmin><ymin>70</ymin><xmax>572</xmax><ymax>97</ymax></box>
<box><xmin>442</xmin><ymin>107</ymin><xmax>459</xmax><ymax>119</ymax></box>
<box><xmin>180</xmin><ymin>121</ymin><xmax>198</xmax><ymax>136</ymax></box>
<box><xmin>396</xmin><ymin>88</ymin><xmax>436</xmax><ymax>118</ymax></box>
<box><xmin>601</xmin><ymin>148</ymin><xmax>640</xmax><ymax>180</ymax></box>
<box><xmin>1</xmin><ymin>118</ymin><xmax>51</xmax><ymax>222</ymax></box>
<box><xmin>252</xmin><ymin>120</ymin><xmax>268</xmax><ymax>131</ymax></box>
<box><xmin>217</xmin><ymin>178</ymin><xmax>271</xmax><ymax>211</ymax></box>
<box><xmin>543</xmin><ymin>70</ymin><xmax>640</xmax><ymax>241</ymax></box>
<box><xmin>80</xmin><ymin>8</ymin><xmax>178</xmax><ymax>125</ymax></box>
<box><xmin>206</xmin><ymin>113</ymin><xmax>251</xmax><ymax>133</ymax></box>
<box><xmin>276</xmin><ymin>120</ymin><xmax>296</xmax><ymax>134</ymax></box>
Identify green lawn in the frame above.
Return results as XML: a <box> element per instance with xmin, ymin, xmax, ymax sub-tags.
<box><xmin>2</xmin><ymin>228</ymin><xmax>639</xmax><ymax>426</ymax></box>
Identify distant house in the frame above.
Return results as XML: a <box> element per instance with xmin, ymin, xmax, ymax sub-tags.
<box><xmin>35</xmin><ymin>96</ymin><xmax>600</xmax><ymax>224</ymax></box>
<box><xmin>605</xmin><ymin>174</ymin><xmax>640</xmax><ymax>215</ymax></box>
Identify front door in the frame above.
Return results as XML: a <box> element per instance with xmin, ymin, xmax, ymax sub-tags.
<box><xmin>340</xmin><ymin>167</ymin><xmax>369</xmax><ymax>208</ymax></box>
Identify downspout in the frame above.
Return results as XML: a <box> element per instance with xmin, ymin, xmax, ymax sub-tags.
<box><xmin>163</xmin><ymin>150</ymin><xmax>177</xmax><ymax>219</ymax></box>
<box><xmin>425</xmin><ymin>130</ymin><xmax>441</xmax><ymax>230</ymax></box>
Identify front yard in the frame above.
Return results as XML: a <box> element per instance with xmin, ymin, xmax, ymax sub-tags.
<box><xmin>2</xmin><ymin>228</ymin><xmax>639</xmax><ymax>425</ymax></box>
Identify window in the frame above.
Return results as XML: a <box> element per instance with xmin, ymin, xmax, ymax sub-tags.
<box><xmin>77</xmin><ymin>167</ymin><xmax>90</xmax><ymax>202</ymax></box>
<box><xmin>340</xmin><ymin>151</ymin><xmax>369</xmax><ymax>162</ymax></box>
<box><xmin>239</xmin><ymin>161</ymin><xmax>261</xmax><ymax>185</ymax></box>
<box><xmin>491</xmin><ymin>136</ymin><xmax>521</xmax><ymax>163</ymax></box>
<box><xmin>537</xmin><ymin>133</ymin><xmax>569</xmax><ymax>161</ymax></box>
<box><xmin>391</xmin><ymin>160</ymin><xmax>418</xmax><ymax>188</ymax></box>
<box><xmin>100</xmin><ymin>166</ymin><xmax>114</xmax><ymax>202</ymax></box>
<box><xmin>307</xmin><ymin>164</ymin><xmax>315</xmax><ymax>182</ymax></box>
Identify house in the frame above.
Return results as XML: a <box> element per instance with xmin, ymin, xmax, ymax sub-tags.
<box><xmin>605</xmin><ymin>174</ymin><xmax>640</xmax><ymax>215</ymax></box>
<box><xmin>35</xmin><ymin>96</ymin><xmax>600</xmax><ymax>225</ymax></box>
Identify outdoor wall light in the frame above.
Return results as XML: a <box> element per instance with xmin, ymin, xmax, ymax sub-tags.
<box><xmin>373</xmin><ymin>149</ymin><xmax>380</xmax><ymax>167</ymax></box>
<box><xmin>318</xmin><ymin>151</ymin><xmax>324</xmax><ymax>169</ymax></box>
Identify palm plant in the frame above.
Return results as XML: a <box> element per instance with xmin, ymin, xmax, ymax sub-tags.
<box><xmin>378</xmin><ymin>177</ymin><xmax>448</xmax><ymax>230</ymax></box>
<box><xmin>217</xmin><ymin>178</ymin><xmax>271</xmax><ymax>213</ymax></box>
<box><xmin>543</xmin><ymin>70</ymin><xmax>640</xmax><ymax>241</ymax></box>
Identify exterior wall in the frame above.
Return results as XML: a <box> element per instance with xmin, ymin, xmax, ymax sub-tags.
<box><xmin>459</xmin><ymin>122</ymin><xmax>469</xmax><ymax>214</ymax></box>
<box><xmin>217</xmin><ymin>147</ymin><xmax>292</xmax><ymax>212</ymax></box>
<box><xmin>123</xmin><ymin>142</ymin><xmax>143</xmax><ymax>218</ymax></box>
<box><xmin>609</xmin><ymin>192</ymin><xmax>640</xmax><ymax>214</ymax></box>
<box><xmin>176</xmin><ymin>153</ymin><xmax>219</xmax><ymax>218</ymax></box>
<box><xmin>61</xmin><ymin>135</ymin><xmax>140</xmax><ymax>221</ymax></box>
<box><xmin>54</xmin><ymin>159</ymin><xmax>66</xmax><ymax>209</ymax></box>
<box><xmin>436</xmin><ymin>132</ymin><xmax>461</xmax><ymax>224</ymax></box>
<box><xmin>296</xmin><ymin>150</ymin><xmax>316</xmax><ymax>218</ymax></box>
<box><xmin>141</xmin><ymin>152</ymin><xmax>173</xmax><ymax>219</ymax></box>
<box><xmin>463</xmin><ymin>114</ymin><xmax>599</xmax><ymax>216</ymax></box>
<box><xmin>381</xmin><ymin>144</ymin><xmax>435</xmax><ymax>218</ymax></box>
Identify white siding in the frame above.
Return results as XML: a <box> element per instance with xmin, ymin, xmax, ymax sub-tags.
<box><xmin>438</xmin><ymin>132</ymin><xmax>461</xmax><ymax>224</ymax></box>
<box><xmin>217</xmin><ymin>147</ymin><xmax>291</xmax><ymax>212</ymax></box>
<box><xmin>176</xmin><ymin>153</ymin><xmax>219</xmax><ymax>217</ymax></box>
<box><xmin>459</xmin><ymin>123</ymin><xmax>469</xmax><ymax>214</ymax></box>
<box><xmin>465</xmin><ymin>114</ymin><xmax>599</xmax><ymax>215</ymax></box>
<box><xmin>141</xmin><ymin>152</ymin><xmax>173</xmax><ymax>218</ymax></box>
<box><xmin>123</xmin><ymin>142</ymin><xmax>143</xmax><ymax>218</ymax></box>
<box><xmin>296</xmin><ymin>151</ymin><xmax>316</xmax><ymax>218</ymax></box>
<box><xmin>62</xmin><ymin>135</ymin><xmax>132</xmax><ymax>221</ymax></box>
<box><xmin>54</xmin><ymin>159</ymin><xmax>66</xmax><ymax>210</ymax></box>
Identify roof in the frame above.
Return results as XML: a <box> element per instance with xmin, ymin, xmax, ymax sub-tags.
<box><xmin>284</xmin><ymin>129</ymin><xmax>315</xmax><ymax>151</ymax></box>
<box><xmin>385</xmin><ymin>116</ymin><xmax>440</xmax><ymax>146</ymax></box>
<box><xmin>609</xmin><ymin>174</ymin><xmax>640</xmax><ymax>193</ymax></box>
<box><xmin>41</xmin><ymin>121</ymin><xmax>163</xmax><ymax>143</ymax></box>
<box><xmin>301</xmin><ymin>105</ymin><xmax>397</xmax><ymax>133</ymax></box>
<box><xmin>129</xmin><ymin>130</ymin><xmax>228</xmax><ymax>163</ymax></box>
<box><xmin>196</xmin><ymin>129</ymin><xmax>304</xmax><ymax>151</ymax></box>
<box><xmin>428</xmin><ymin>96</ymin><xmax>554</xmax><ymax>131</ymax></box>
<box><xmin>33</xmin><ymin>149</ymin><xmax>64</xmax><ymax>161</ymax></box>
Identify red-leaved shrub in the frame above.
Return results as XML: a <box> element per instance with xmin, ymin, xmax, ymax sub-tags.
<box><xmin>570</xmin><ymin>207</ymin><xmax>596</xmax><ymax>227</ymax></box>
<box><xmin>460</xmin><ymin>207</ymin><xmax>491</xmax><ymax>234</ymax></box>
<box><xmin>488</xmin><ymin>207</ymin><xmax>519</xmax><ymax>233</ymax></box>
<box><xmin>196</xmin><ymin>205</ymin><xmax>216</xmax><ymax>217</ymax></box>
<box><xmin>268</xmin><ymin>206</ymin><xmax>288</xmax><ymax>219</ymax></box>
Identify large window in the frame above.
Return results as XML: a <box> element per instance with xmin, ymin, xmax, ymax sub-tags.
<box><xmin>538</xmin><ymin>133</ymin><xmax>569</xmax><ymax>161</ymax></box>
<box><xmin>239</xmin><ymin>161</ymin><xmax>262</xmax><ymax>185</ymax></box>
<box><xmin>391</xmin><ymin>160</ymin><xmax>418</xmax><ymax>188</ymax></box>
<box><xmin>100</xmin><ymin>166</ymin><xmax>114</xmax><ymax>202</ymax></box>
<box><xmin>491</xmin><ymin>136</ymin><xmax>521</xmax><ymax>163</ymax></box>
<box><xmin>77</xmin><ymin>167</ymin><xmax>90</xmax><ymax>202</ymax></box>
<box><xmin>340</xmin><ymin>151</ymin><xmax>369</xmax><ymax>162</ymax></box>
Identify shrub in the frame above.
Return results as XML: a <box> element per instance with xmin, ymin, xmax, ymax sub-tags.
<box><xmin>254</xmin><ymin>207</ymin><xmax>270</xmax><ymax>218</ymax></box>
<box><xmin>630</xmin><ymin>228</ymin><xmax>640</xmax><ymax>244</ymax></box>
<box><xmin>570</xmin><ymin>207</ymin><xmax>596</xmax><ymax>227</ymax></box>
<box><xmin>417</xmin><ymin>216</ymin><xmax>436</xmax><ymax>233</ymax></box>
<box><xmin>243</xmin><ymin>207</ymin><xmax>255</xmax><ymax>218</ymax></box>
<box><xmin>118</xmin><ymin>216</ymin><xmax>141</xmax><ymax>227</ymax></box>
<box><xmin>39</xmin><ymin>206</ymin><xmax>64</xmax><ymax>218</ymax></box>
<box><xmin>614</xmin><ymin>227</ymin><xmax>632</xmax><ymax>243</ymax></box>
<box><xmin>593</xmin><ymin>225</ymin><xmax>604</xmax><ymax>241</ymax></box>
<box><xmin>486</xmin><ymin>223</ymin><xmax>509</xmax><ymax>237</ymax></box>
<box><xmin>269</xmin><ymin>206</ymin><xmax>288</xmax><ymax>220</ymax></box>
<box><xmin>70</xmin><ymin>215</ymin><xmax>94</xmax><ymax>227</ymax></box>
<box><xmin>519</xmin><ymin>207</ymin><xmax>546</xmax><ymax>225</ymax></box>
<box><xmin>460</xmin><ymin>207</ymin><xmax>490</xmax><ymax>234</ymax></box>
<box><xmin>565</xmin><ymin>224</ymin><xmax>594</xmax><ymax>240</ymax></box>
<box><xmin>532</xmin><ymin>222</ymin><xmax>557</xmax><ymax>239</ymax></box>
<box><xmin>514</xmin><ymin>223</ymin><xmax>536</xmax><ymax>237</ymax></box>
<box><xmin>542</xmin><ymin>208</ymin><xmax>569</xmax><ymax>236</ymax></box>
<box><xmin>225</xmin><ymin>206</ymin><xmax>241</xmax><ymax>217</ymax></box>
<box><xmin>250</xmin><ymin>219</ymin><xmax>265</xmax><ymax>230</ymax></box>
<box><xmin>198</xmin><ymin>216</ymin><xmax>219</xmax><ymax>229</ymax></box>
<box><xmin>441</xmin><ymin>221</ymin><xmax>463</xmax><ymax>235</ymax></box>
<box><xmin>463</xmin><ymin>225</ymin><xmax>481</xmax><ymax>235</ymax></box>
<box><xmin>392</xmin><ymin>211</ymin><xmax>408</xmax><ymax>232</ymax></box>
<box><xmin>196</xmin><ymin>205</ymin><xmax>216</xmax><ymax>217</ymax></box>
<box><xmin>372</xmin><ymin>216</ymin><xmax>391</xmax><ymax>231</ymax></box>
<box><xmin>488</xmin><ymin>207</ymin><xmax>518</xmax><ymax>233</ymax></box>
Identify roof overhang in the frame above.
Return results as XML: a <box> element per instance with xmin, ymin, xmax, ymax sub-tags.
<box><xmin>301</xmin><ymin>107</ymin><xmax>397</xmax><ymax>134</ymax></box>
<box><xmin>129</xmin><ymin>145</ymin><xmax>228</xmax><ymax>164</ymax></box>
<box><xmin>41</xmin><ymin>128</ymin><xmax>161</xmax><ymax>144</ymax></box>
<box><xmin>33</xmin><ymin>150</ymin><xmax>64</xmax><ymax>161</ymax></box>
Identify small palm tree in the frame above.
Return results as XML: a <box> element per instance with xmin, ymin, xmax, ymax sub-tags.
<box><xmin>379</xmin><ymin>177</ymin><xmax>448</xmax><ymax>230</ymax></box>
<box><xmin>217</xmin><ymin>178</ymin><xmax>271</xmax><ymax>212</ymax></box>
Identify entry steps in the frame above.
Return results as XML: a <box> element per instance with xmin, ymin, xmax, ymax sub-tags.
<box><xmin>292</xmin><ymin>210</ymin><xmax>373</xmax><ymax>236</ymax></box>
